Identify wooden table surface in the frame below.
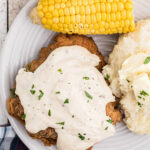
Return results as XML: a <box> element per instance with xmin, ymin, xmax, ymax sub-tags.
<box><xmin>0</xmin><ymin>0</ymin><xmax>29</xmax><ymax>125</ymax></box>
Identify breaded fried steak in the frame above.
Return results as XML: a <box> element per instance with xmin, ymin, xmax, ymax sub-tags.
<box><xmin>7</xmin><ymin>34</ymin><xmax>122</xmax><ymax>149</ymax></box>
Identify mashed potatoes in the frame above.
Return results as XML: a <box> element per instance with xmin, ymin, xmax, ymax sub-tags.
<box><xmin>103</xmin><ymin>19</ymin><xmax>150</xmax><ymax>134</ymax></box>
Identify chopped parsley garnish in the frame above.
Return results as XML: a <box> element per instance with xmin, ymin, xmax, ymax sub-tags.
<box><xmin>131</xmin><ymin>85</ymin><xmax>133</xmax><ymax>88</ymax></box>
<box><xmin>87</xmin><ymin>138</ymin><xmax>90</xmax><ymax>140</ymax></box>
<box><xmin>137</xmin><ymin>102</ymin><xmax>143</xmax><ymax>107</ymax></box>
<box><xmin>106</xmin><ymin>119</ymin><xmax>113</xmax><ymax>124</ymax></box>
<box><xmin>57</xmin><ymin>69</ymin><xmax>63</xmax><ymax>74</ymax></box>
<box><xmin>26</xmin><ymin>65</ymin><xmax>31</xmax><ymax>72</ymax></box>
<box><xmin>62</xmin><ymin>126</ymin><xmax>64</xmax><ymax>129</ymax></box>
<box><xmin>21</xmin><ymin>114</ymin><xmax>26</xmax><ymax>120</ymax></box>
<box><xmin>72</xmin><ymin>115</ymin><xmax>75</xmax><ymax>118</ymax></box>
<box><xmin>105</xmin><ymin>74</ymin><xmax>110</xmax><ymax>80</ymax></box>
<box><xmin>56</xmin><ymin>91</ymin><xmax>60</xmax><ymax>94</ymax></box>
<box><xmin>38</xmin><ymin>90</ymin><xmax>44</xmax><ymax>100</ymax></box>
<box><xmin>87</xmin><ymin>100</ymin><xmax>90</xmax><ymax>103</ymax></box>
<box><xmin>48</xmin><ymin>109</ymin><xmax>51</xmax><ymax>116</ymax></box>
<box><xmin>144</xmin><ymin>57</ymin><xmax>150</xmax><ymax>64</ymax></box>
<box><xmin>140</xmin><ymin>90</ymin><xmax>149</xmax><ymax>96</ymax></box>
<box><xmin>138</xmin><ymin>96</ymin><xmax>142</xmax><ymax>99</ymax></box>
<box><xmin>10</xmin><ymin>88</ymin><xmax>17</xmax><ymax>98</ymax></box>
<box><xmin>105</xmin><ymin>126</ymin><xmax>108</xmax><ymax>130</ymax></box>
<box><xmin>56</xmin><ymin>122</ymin><xmax>65</xmax><ymax>125</ymax></box>
<box><xmin>32</xmin><ymin>84</ymin><xmax>35</xmax><ymax>89</ymax></box>
<box><xmin>83</xmin><ymin>77</ymin><xmax>89</xmax><ymax>80</ymax></box>
<box><xmin>126</xmin><ymin>79</ymin><xmax>130</xmax><ymax>83</ymax></box>
<box><xmin>85</xmin><ymin>91</ymin><xmax>93</xmax><ymax>99</ymax></box>
<box><xmin>64</xmin><ymin>98</ymin><xmax>69</xmax><ymax>104</ymax></box>
<box><xmin>78</xmin><ymin>133</ymin><xmax>85</xmax><ymax>140</ymax></box>
<box><xmin>30</xmin><ymin>90</ymin><xmax>36</xmax><ymax>95</ymax></box>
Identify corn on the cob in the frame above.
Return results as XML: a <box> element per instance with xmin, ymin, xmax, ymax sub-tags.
<box><xmin>33</xmin><ymin>0</ymin><xmax>135</xmax><ymax>34</ymax></box>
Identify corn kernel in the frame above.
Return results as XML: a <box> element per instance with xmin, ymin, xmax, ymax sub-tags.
<box><xmin>76</xmin><ymin>15</ymin><xmax>80</xmax><ymax>23</ymax></box>
<box><xmin>85</xmin><ymin>15</ymin><xmax>91</xmax><ymax>24</ymax></box>
<box><xmin>118</xmin><ymin>2</ymin><xmax>124</xmax><ymax>11</ymax></box>
<box><xmin>53</xmin><ymin>17</ymin><xmax>59</xmax><ymax>23</ymax></box>
<box><xmin>70</xmin><ymin>6</ymin><xmax>75</xmax><ymax>15</ymax></box>
<box><xmin>59</xmin><ymin>9</ymin><xmax>64</xmax><ymax>16</ymax></box>
<box><xmin>101</xmin><ymin>13</ymin><xmax>106</xmax><ymax>21</ymax></box>
<box><xmin>101</xmin><ymin>3</ymin><xmax>105</xmax><ymax>12</ymax></box>
<box><xmin>81</xmin><ymin>15</ymin><xmax>85</xmax><ymax>23</ymax></box>
<box><xmin>42</xmin><ymin>6</ymin><xmax>48</xmax><ymax>13</ymax></box>
<box><xmin>47</xmin><ymin>19</ymin><xmax>52</xmax><ymax>25</ymax></box>
<box><xmin>96</xmin><ymin>13</ymin><xmax>101</xmax><ymax>22</ymax></box>
<box><xmin>91</xmin><ymin>5</ymin><xmax>96</xmax><ymax>14</ymax></box>
<box><xmin>45</xmin><ymin>13</ymin><xmax>52</xmax><ymax>18</ymax></box>
<box><xmin>66</xmin><ymin>1</ymin><xmax>71</xmax><ymax>7</ymax></box>
<box><xmin>112</xmin><ymin>3</ymin><xmax>117</xmax><ymax>12</ymax></box>
<box><xmin>125</xmin><ymin>2</ymin><xmax>133</xmax><ymax>10</ymax></box>
<box><xmin>91</xmin><ymin>14</ymin><xmax>96</xmax><ymax>23</ymax></box>
<box><xmin>64</xmin><ymin>8</ymin><xmax>70</xmax><ymax>15</ymax></box>
<box><xmin>60</xmin><ymin>16</ymin><xmax>64</xmax><ymax>23</ymax></box>
<box><xmin>107</xmin><ymin>14</ymin><xmax>111</xmax><ymax>22</ymax></box>
<box><xmin>111</xmin><ymin>13</ymin><xmax>116</xmax><ymax>21</ymax></box>
<box><xmin>72</xmin><ymin>0</ymin><xmax>77</xmax><ymax>6</ymax></box>
<box><xmin>78</xmin><ymin>0</ymin><xmax>82</xmax><ymax>5</ymax></box>
<box><xmin>37</xmin><ymin>4</ymin><xmax>43</xmax><ymax>10</ymax></box>
<box><xmin>83</xmin><ymin>0</ymin><xmax>88</xmax><ymax>5</ymax></box>
<box><xmin>38</xmin><ymin>11</ymin><xmax>44</xmax><ymax>17</ymax></box>
<box><xmin>89</xmin><ymin>0</ymin><xmax>94</xmax><ymax>5</ymax></box>
<box><xmin>55</xmin><ymin>3</ymin><xmax>60</xmax><ymax>9</ymax></box>
<box><xmin>106</xmin><ymin>3</ymin><xmax>111</xmax><ymax>13</ymax></box>
<box><xmin>71</xmin><ymin>15</ymin><xmax>75</xmax><ymax>23</ymax></box>
<box><xmin>96</xmin><ymin>3</ymin><xmax>100</xmax><ymax>13</ymax></box>
<box><xmin>116</xmin><ymin>12</ymin><xmax>121</xmax><ymax>20</ymax></box>
<box><xmin>85</xmin><ymin>6</ymin><xmax>91</xmax><ymax>15</ymax></box>
<box><xmin>80</xmin><ymin>6</ymin><xmax>85</xmax><ymax>15</ymax></box>
<box><xmin>75</xmin><ymin>6</ymin><xmax>79</xmax><ymax>14</ymax></box>
<box><xmin>121</xmin><ymin>11</ymin><xmax>126</xmax><ymax>19</ymax></box>
<box><xmin>61</xmin><ymin>3</ymin><xmax>65</xmax><ymax>8</ymax></box>
<box><xmin>49</xmin><ymin>5</ymin><xmax>54</xmax><ymax>11</ymax></box>
<box><xmin>41</xmin><ymin>17</ymin><xmax>47</xmax><ymax>24</ymax></box>
<box><xmin>65</xmin><ymin>16</ymin><xmax>70</xmax><ymax>24</ymax></box>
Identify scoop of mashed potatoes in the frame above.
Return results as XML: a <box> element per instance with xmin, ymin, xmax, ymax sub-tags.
<box><xmin>103</xmin><ymin>19</ymin><xmax>150</xmax><ymax>134</ymax></box>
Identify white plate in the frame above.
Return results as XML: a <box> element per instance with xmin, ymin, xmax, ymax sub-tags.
<box><xmin>1</xmin><ymin>0</ymin><xmax>150</xmax><ymax>150</ymax></box>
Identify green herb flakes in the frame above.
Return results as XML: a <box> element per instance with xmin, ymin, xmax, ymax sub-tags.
<box><xmin>144</xmin><ymin>57</ymin><xmax>150</xmax><ymax>64</ymax></box>
<box><xmin>83</xmin><ymin>77</ymin><xmax>89</xmax><ymax>80</ymax></box>
<box><xmin>56</xmin><ymin>91</ymin><xmax>60</xmax><ymax>94</ymax></box>
<box><xmin>105</xmin><ymin>74</ymin><xmax>110</xmax><ymax>80</ymax></box>
<box><xmin>126</xmin><ymin>79</ymin><xmax>130</xmax><ymax>83</ymax></box>
<box><xmin>106</xmin><ymin>119</ymin><xmax>113</xmax><ymax>124</ymax></box>
<box><xmin>21</xmin><ymin>114</ymin><xmax>26</xmax><ymax>120</ymax></box>
<box><xmin>32</xmin><ymin>84</ymin><xmax>35</xmax><ymax>89</ymax></box>
<box><xmin>72</xmin><ymin>115</ymin><xmax>75</xmax><ymax>118</ymax></box>
<box><xmin>105</xmin><ymin>126</ymin><xmax>108</xmax><ymax>130</ymax></box>
<box><xmin>137</xmin><ymin>102</ymin><xmax>143</xmax><ymax>107</ymax></box>
<box><xmin>26</xmin><ymin>65</ymin><xmax>31</xmax><ymax>72</ymax></box>
<box><xmin>30</xmin><ymin>90</ymin><xmax>36</xmax><ymax>95</ymax></box>
<box><xmin>85</xmin><ymin>91</ymin><xmax>93</xmax><ymax>99</ymax></box>
<box><xmin>10</xmin><ymin>88</ymin><xmax>17</xmax><ymax>98</ymax></box>
<box><xmin>57</xmin><ymin>69</ymin><xmax>63</xmax><ymax>74</ymax></box>
<box><xmin>48</xmin><ymin>110</ymin><xmax>51</xmax><ymax>116</ymax></box>
<box><xmin>140</xmin><ymin>90</ymin><xmax>149</xmax><ymax>96</ymax></box>
<box><xmin>138</xmin><ymin>96</ymin><xmax>142</xmax><ymax>99</ymax></box>
<box><xmin>38</xmin><ymin>90</ymin><xmax>44</xmax><ymax>100</ymax></box>
<box><xmin>62</xmin><ymin>126</ymin><xmax>64</xmax><ymax>129</ymax></box>
<box><xmin>64</xmin><ymin>98</ymin><xmax>69</xmax><ymax>104</ymax></box>
<box><xmin>56</xmin><ymin>122</ymin><xmax>65</xmax><ymax>125</ymax></box>
<box><xmin>78</xmin><ymin>133</ymin><xmax>85</xmax><ymax>140</ymax></box>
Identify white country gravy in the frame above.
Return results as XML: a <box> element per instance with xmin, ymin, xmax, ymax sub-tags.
<box><xmin>16</xmin><ymin>46</ymin><xmax>115</xmax><ymax>150</ymax></box>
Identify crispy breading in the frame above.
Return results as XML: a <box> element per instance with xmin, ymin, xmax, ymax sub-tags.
<box><xmin>7</xmin><ymin>34</ymin><xmax>121</xmax><ymax>148</ymax></box>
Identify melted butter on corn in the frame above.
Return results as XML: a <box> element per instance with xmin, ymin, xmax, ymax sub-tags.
<box><xmin>31</xmin><ymin>0</ymin><xmax>135</xmax><ymax>34</ymax></box>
